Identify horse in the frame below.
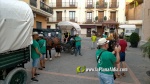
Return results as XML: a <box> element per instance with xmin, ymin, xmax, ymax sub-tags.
<box><xmin>44</xmin><ymin>36</ymin><xmax>61</xmax><ymax>60</ymax></box>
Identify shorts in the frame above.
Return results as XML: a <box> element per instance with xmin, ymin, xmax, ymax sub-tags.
<box><xmin>40</xmin><ymin>54</ymin><xmax>46</xmax><ymax>60</ymax></box>
<box><xmin>120</xmin><ymin>52</ymin><xmax>125</xmax><ymax>62</ymax></box>
<box><xmin>32</xmin><ymin>58</ymin><xmax>39</xmax><ymax>67</ymax></box>
<box><xmin>98</xmin><ymin>72</ymin><xmax>114</xmax><ymax>84</ymax></box>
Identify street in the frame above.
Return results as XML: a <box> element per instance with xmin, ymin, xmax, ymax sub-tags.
<box><xmin>25</xmin><ymin>37</ymin><xmax>150</xmax><ymax>84</ymax></box>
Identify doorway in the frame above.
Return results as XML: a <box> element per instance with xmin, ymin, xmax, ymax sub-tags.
<box><xmin>87</xmin><ymin>28</ymin><xmax>91</xmax><ymax>37</ymax></box>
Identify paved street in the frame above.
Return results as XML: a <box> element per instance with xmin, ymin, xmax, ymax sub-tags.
<box><xmin>25</xmin><ymin>37</ymin><xmax>150</xmax><ymax>84</ymax></box>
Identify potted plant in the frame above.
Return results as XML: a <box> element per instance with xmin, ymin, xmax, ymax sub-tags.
<box><xmin>104</xmin><ymin>2</ymin><xmax>107</xmax><ymax>7</ymax></box>
<box><xmin>129</xmin><ymin>32</ymin><xmax>140</xmax><ymax>47</ymax></box>
<box><xmin>140</xmin><ymin>38</ymin><xmax>150</xmax><ymax>77</ymax></box>
<box><xmin>96</xmin><ymin>1</ymin><xmax>99</xmax><ymax>5</ymax></box>
<box><xmin>95</xmin><ymin>16</ymin><xmax>98</xmax><ymax>22</ymax></box>
<box><xmin>103</xmin><ymin>16</ymin><xmax>107</xmax><ymax>21</ymax></box>
<box><xmin>140</xmin><ymin>38</ymin><xmax>150</xmax><ymax>59</ymax></box>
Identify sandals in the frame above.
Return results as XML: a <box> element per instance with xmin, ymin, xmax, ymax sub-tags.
<box><xmin>38</xmin><ymin>68</ymin><xmax>43</xmax><ymax>70</ymax></box>
<box><xmin>121</xmin><ymin>73</ymin><xmax>126</xmax><ymax>77</ymax></box>
<box><xmin>116</xmin><ymin>74</ymin><xmax>120</xmax><ymax>78</ymax></box>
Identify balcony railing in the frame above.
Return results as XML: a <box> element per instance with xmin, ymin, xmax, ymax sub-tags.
<box><xmin>109</xmin><ymin>2</ymin><xmax>118</xmax><ymax>8</ymax></box>
<box><xmin>49</xmin><ymin>2</ymin><xmax>78</xmax><ymax>8</ymax></box>
<box><xmin>85</xmin><ymin>19</ymin><xmax>93</xmax><ymax>24</ymax></box>
<box><xmin>85</xmin><ymin>4</ymin><xmax>94</xmax><ymax>8</ymax></box>
<box><xmin>30</xmin><ymin>0</ymin><xmax>37</xmax><ymax>7</ymax></box>
<box><xmin>96</xmin><ymin>3</ymin><xmax>107</xmax><ymax>8</ymax></box>
<box><xmin>40</xmin><ymin>2</ymin><xmax>53</xmax><ymax>14</ymax></box>
<box><xmin>49</xmin><ymin>17</ymin><xmax>77</xmax><ymax>22</ymax></box>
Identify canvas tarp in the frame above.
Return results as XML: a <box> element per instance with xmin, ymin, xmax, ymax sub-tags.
<box><xmin>0</xmin><ymin>0</ymin><xmax>34</xmax><ymax>53</ymax></box>
<box><xmin>58</xmin><ymin>21</ymin><xmax>81</xmax><ymax>33</ymax></box>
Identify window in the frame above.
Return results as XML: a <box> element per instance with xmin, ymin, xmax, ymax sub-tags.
<box><xmin>69</xmin><ymin>11</ymin><xmax>75</xmax><ymax>19</ymax></box>
<box><xmin>87</xmin><ymin>12</ymin><xmax>92</xmax><ymax>19</ymax></box>
<box><xmin>36</xmin><ymin>21</ymin><xmax>42</xmax><ymax>29</ymax></box>
<box><xmin>70</xmin><ymin>0</ymin><xmax>75</xmax><ymax>5</ymax></box>
<box><xmin>87</xmin><ymin>0</ymin><xmax>93</xmax><ymax>5</ymax></box>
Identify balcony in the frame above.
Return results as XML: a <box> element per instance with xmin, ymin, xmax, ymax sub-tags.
<box><xmin>85</xmin><ymin>4</ymin><xmax>94</xmax><ymax>9</ymax></box>
<box><xmin>95</xmin><ymin>19</ymin><xmax>104</xmax><ymax>24</ymax></box>
<box><xmin>49</xmin><ymin>2</ymin><xmax>78</xmax><ymax>8</ymax></box>
<box><xmin>96</xmin><ymin>2</ymin><xmax>107</xmax><ymax>8</ymax></box>
<box><xmin>109</xmin><ymin>2</ymin><xmax>118</xmax><ymax>8</ymax></box>
<box><xmin>30</xmin><ymin>0</ymin><xmax>37</xmax><ymax>7</ymax></box>
<box><xmin>40</xmin><ymin>2</ymin><xmax>53</xmax><ymax>14</ymax></box>
<box><xmin>49</xmin><ymin>17</ymin><xmax>77</xmax><ymax>22</ymax></box>
<box><xmin>85</xmin><ymin>19</ymin><xmax>94</xmax><ymax>24</ymax></box>
<box><xmin>27</xmin><ymin>0</ymin><xmax>53</xmax><ymax>16</ymax></box>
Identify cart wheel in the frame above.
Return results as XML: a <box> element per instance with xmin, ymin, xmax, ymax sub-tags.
<box><xmin>4</xmin><ymin>68</ymin><xmax>27</xmax><ymax>84</ymax></box>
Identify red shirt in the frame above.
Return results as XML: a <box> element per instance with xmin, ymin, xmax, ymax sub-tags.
<box><xmin>119</xmin><ymin>39</ymin><xmax>127</xmax><ymax>52</ymax></box>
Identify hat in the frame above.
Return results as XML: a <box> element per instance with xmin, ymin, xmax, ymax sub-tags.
<box><xmin>32</xmin><ymin>32</ymin><xmax>38</xmax><ymax>35</ymax></box>
<box><xmin>39</xmin><ymin>34</ymin><xmax>43</xmax><ymax>37</ymax></box>
<box><xmin>97</xmin><ymin>38</ymin><xmax>109</xmax><ymax>45</ymax></box>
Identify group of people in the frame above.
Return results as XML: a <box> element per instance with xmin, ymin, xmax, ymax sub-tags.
<box><xmin>63</xmin><ymin>31</ymin><xmax>82</xmax><ymax>56</ymax></box>
<box><xmin>95</xmin><ymin>33</ymin><xmax>127</xmax><ymax>84</ymax></box>
<box><xmin>31</xmin><ymin>32</ymin><xmax>47</xmax><ymax>81</ymax></box>
<box><xmin>31</xmin><ymin>31</ymin><xmax>83</xmax><ymax>82</ymax></box>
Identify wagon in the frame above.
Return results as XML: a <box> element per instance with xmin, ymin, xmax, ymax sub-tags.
<box><xmin>0</xmin><ymin>0</ymin><xmax>34</xmax><ymax>83</ymax></box>
<box><xmin>57</xmin><ymin>21</ymin><xmax>81</xmax><ymax>54</ymax></box>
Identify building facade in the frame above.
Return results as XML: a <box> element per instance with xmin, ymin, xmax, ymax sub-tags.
<box><xmin>23</xmin><ymin>0</ymin><xmax>53</xmax><ymax>29</ymax></box>
<box><xmin>141</xmin><ymin>0</ymin><xmax>150</xmax><ymax>43</ymax></box>
<box><xmin>125</xmin><ymin>0</ymin><xmax>143</xmax><ymax>39</ymax></box>
<box><xmin>48</xmin><ymin>0</ymin><xmax>126</xmax><ymax>37</ymax></box>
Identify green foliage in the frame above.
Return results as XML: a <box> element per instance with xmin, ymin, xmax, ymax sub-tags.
<box><xmin>140</xmin><ymin>38</ymin><xmax>150</xmax><ymax>59</ymax></box>
<box><xmin>129</xmin><ymin>32</ymin><xmax>140</xmax><ymax>43</ymax></box>
<box><xmin>96</xmin><ymin>1</ymin><xmax>99</xmax><ymax>5</ymax></box>
<box><xmin>124</xmin><ymin>36</ymin><xmax>130</xmax><ymax>42</ymax></box>
<box><xmin>104</xmin><ymin>2</ymin><xmax>107</xmax><ymax>7</ymax></box>
<box><xmin>104</xmin><ymin>16</ymin><xmax>107</xmax><ymax>21</ymax></box>
<box><xmin>95</xmin><ymin>16</ymin><xmax>98</xmax><ymax>21</ymax></box>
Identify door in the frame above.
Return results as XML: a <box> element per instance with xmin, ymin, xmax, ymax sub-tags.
<box><xmin>56</xmin><ymin>0</ymin><xmax>62</xmax><ymax>7</ymax></box>
<box><xmin>57</xmin><ymin>11</ymin><xmax>62</xmax><ymax>22</ymax></box>
<box><xmin>87</xmin><ymin>0</ymin><xmax>93</xmax><ymax>7</ymax></box>
<box><xmin>110</xmin><ymin>12</ymin><xmax>116</xmax><ymax>21</ymax></box>
<box><xmin>47</xmin><ymin>26</ymin><xmax>51</xmax><ymax>29</ymax></box>
<box><xmin>99</xmin><ymin>0</ymin><xmax>104</xmax><ymax>6</ymax></box>
<box><xmin>97</xmin><ymin>26</ymin><xmax>104</xmax><ymax>37</ymax></box>
<box><xmin>86</xmin><ymin>12</ymin><xmax>92</xmax><ymax>23</ymax></box>
<box><xmin>69</xmin><ymin>0</ymin><xmax>75</xmax><ymax>7</ymax></box>
<box><xmin>111</xmin><ymin>0</ymin><xmax>117</xmax><ymax>7</ymax></box>
<box><xmin>87</xmin><ymin>28</ymin><xmax>91</xmax><ymax>37</ymax></box>
<box><xmin>36</xmin><ymin>21</ymin><xmax>42</xmax><ymax>29</ymax></box>
<box><xmin>98</xmin><ymin>11</ymin><xmax>104</xmax><ymax>22</ymax></box>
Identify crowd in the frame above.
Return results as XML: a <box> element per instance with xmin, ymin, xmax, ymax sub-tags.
<box><xmin>31</xmin><ymin>30</ymin><xmax>127</xmax><ymax>84</ymax></box>
<box><xmin>94</xmin><ymin>32</ymin><xmax>127</xmax><ymax>84</ymax></box>
<box><xmin>31</xmin><ymin>31</ymin><xmax>82</xmax><ymax>81</ymax></box>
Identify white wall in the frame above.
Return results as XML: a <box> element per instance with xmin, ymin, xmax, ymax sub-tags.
<box><xmin>81</xmin><ymin>29</ymin><xmax>86</xmax><ymax>34</ymax></box>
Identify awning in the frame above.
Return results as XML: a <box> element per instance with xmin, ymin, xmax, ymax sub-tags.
<box><xmin>119</xmin><ymin>25</ymin><xmax>136</xmax><ymax>29</ymax></box>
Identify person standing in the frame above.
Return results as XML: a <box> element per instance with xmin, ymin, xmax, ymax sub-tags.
<box><xmin>117</xmin><ymin>35</ymin><xmax>127</xmax><ymax>77</ymax></box>
<box><xmin>75</xmin><ymin>33</ymin><xmax>82</xmax><ymax>56</ymax></box>
<box><xmin>91</xmin><ymin>33</ymin><xmax>97</xmax><ymax>49</ymax></box>
<box><xmin>46</xmin><ymin>33</ymin><xmax>52</xmax><ymax>61</ymax></box>
<box><xmin>96</xmin><ymin>38</ymin><xmax>121</xmax><ymax>84</ymax></box>
<box><xmin>31</xmin><ymin>32</ymin><xmax>42</xmax><ymax>81</ymax></box>
<box><xmin>38</xmin><ymin>34</ymin><xmax>46</xmax><ymax>70</ymax></box>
